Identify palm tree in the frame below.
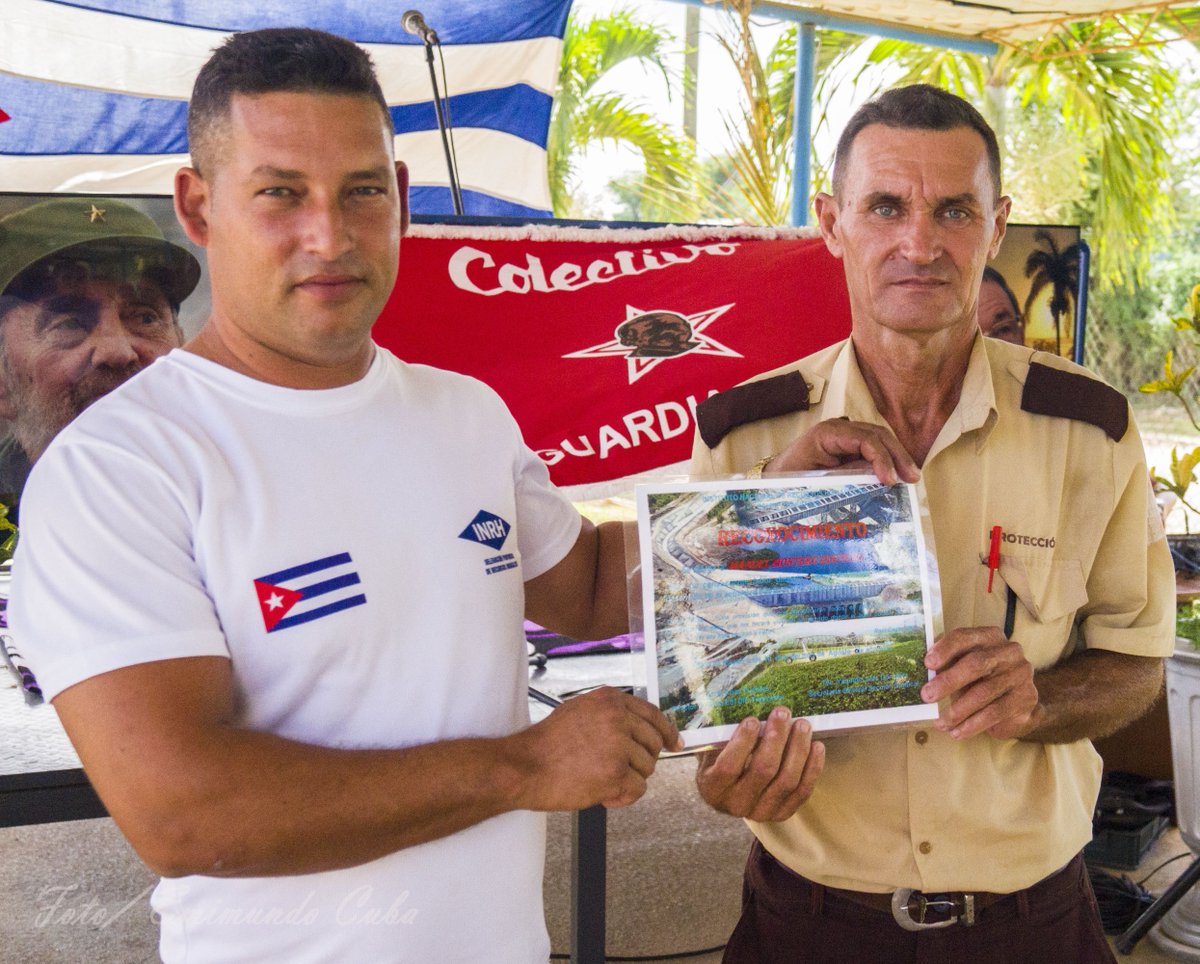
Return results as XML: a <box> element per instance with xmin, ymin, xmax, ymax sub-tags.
<box><xmin>708</xmin><ymin>0</ymin><xmax>795</xmax><ymax>224</ymax></box>
<box><xmin>821</xmin><ymin>19</ymin><xmax>1184</xmax><ymax>285</ymax></box>
<box><xmin>547</xmin><ymin>10</ymin><xmax>693</xmax><ymax>218</ymax></box>
<box><xmin>1023</xmin><ymin>229</ymin><xmax>1082</xmax><ymax>356</ymax></box>
<box><xmin>703</xmin><ymin>11</ymin><xmax>866</xmax><ymax>223</ymax></box>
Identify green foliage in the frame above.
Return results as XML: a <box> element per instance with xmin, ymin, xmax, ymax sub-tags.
<box><xmin>1141</xmin><ymin>350</ymin><xmax>1198</xmax><ymax>418</ymax></box>
<box><xmin>706</xmin><ymin>3</ymin><xmax>796</xmax><ymax>224</ymax></box>
<box><xmin>1084</xmin><ymin>203</ymin><xmax>1200</xmax><ymax>391</ymax></box>
<box><xmin>818</xmin><ymin>23</ymin><xmax>1188</xmax><ymax>286</ymax></box>
<box><xmin>602</xmin><ymin>5</ymin><xmax>808</xmax><ymax>225</ymax></box>
<box><xmin>708</xmin><ymin>634</ymin><xmax>928</xmax><ymax>723</ymax></box>
<box><xmin>0</xmin><ymin>502</ymin><xmax>16</xmax><ymax>565</ymax></box>
<box><xmin>1140</xmin><ymin>282</ymin><xmax>1200</xmax><ymax>525</ymax></box>
<box><xmin>1178</xmin><ymin>599</ymin><xmax>1200</xmax><ymax>649</ymax></box>
<box><xmin>1153</xmin><ymin>445</ymin><xmax>1200</xmax><ymax>521</ymax></box>
<box><xmin>548</xmin><ymin>8</ymin><xmax>695</xmax><ymax>219</ymax></box>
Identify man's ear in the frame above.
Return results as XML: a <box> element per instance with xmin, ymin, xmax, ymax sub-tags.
<box><xmin>989</xmin><ymin>195</ymin><xmax>1012</xmax><ymax>259</ymax></box>
<box><xmin>174</xmin><ymin>167</ymin><xmax>212</xmax><ymax>248</ymax></box>
<box><xmin>395</xmin><ymin>160</ymin><xmax>410</xmax><ymax>237</ymax></box>
<box><xmin>813</xmin><ymin>192</ymin><xmax>844</xmax><ymax>259</ymax></box>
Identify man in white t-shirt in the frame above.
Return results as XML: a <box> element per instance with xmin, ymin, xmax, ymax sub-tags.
<box><xmin>10</xmin><ymin>28</ymin><xmax>681</xmax><ymax>963</ymax></box>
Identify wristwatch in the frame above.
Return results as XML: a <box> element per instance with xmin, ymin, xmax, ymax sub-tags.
<box><xmin>745</xmin><ymin>454</ymin><xmax>778</xmax><ymax>479</ymax></box>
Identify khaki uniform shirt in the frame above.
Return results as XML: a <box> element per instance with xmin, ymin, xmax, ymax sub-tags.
<box><xmin>689</xmin><ymin>334</ymin><xmax>1174</xmax><ymax>894</ymax></box>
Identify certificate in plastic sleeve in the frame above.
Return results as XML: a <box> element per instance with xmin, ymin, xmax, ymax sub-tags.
<box><xmin>635</xmin><ymin>475</ymin><xmax>940</xmax><ymax>749</ymax></box>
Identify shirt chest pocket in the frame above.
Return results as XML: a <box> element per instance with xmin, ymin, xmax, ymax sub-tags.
<box><xmin>994</xmin><ymin>555</ymin><xmax>1089</xmax><ymax>668</ymax></box>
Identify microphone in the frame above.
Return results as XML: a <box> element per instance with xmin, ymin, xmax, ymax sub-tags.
<box><xmin>401</xmin><ymin>9</ymin><xmax>438</xmax><ymax>44</ymax></box>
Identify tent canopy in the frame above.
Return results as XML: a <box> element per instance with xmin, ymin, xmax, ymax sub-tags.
<box><xmin>704</xmin><ymin>0</ymin><xmax>1200</xmax><ymax>55</ymax></box>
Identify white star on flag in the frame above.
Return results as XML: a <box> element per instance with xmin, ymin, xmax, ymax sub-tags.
<box><xmin>562</xmin><ymin>303</ymin><xmax>741</xmax><ymax>384</ymax></box>
<box><xmin>266</xmin><ymin>593</ymin><xmax>284</xmax><ymax>611</ymax></box>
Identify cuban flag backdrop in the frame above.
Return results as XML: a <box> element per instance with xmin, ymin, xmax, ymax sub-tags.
<box><xmin>0</xmin><ymin>0</ymin><xmax>568</xmax><ymax>217</ymax></box>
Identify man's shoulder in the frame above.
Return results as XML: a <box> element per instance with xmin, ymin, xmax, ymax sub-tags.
<box><xmin>695</xmin><ymin>341</ymin><xmax>845</xmax><ymax>450</ymax></box>
<box><xmin>986</xmin><ymin>340</ymin><xmax>1129</xmax><ymax>443</ymax></box>
<box><xmin>381</xmin><ymin>350</ymin><xmax>514</xmax><ymax>417</ymax></box>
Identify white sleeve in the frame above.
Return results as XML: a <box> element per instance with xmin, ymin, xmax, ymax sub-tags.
<box><xmin>10</xmin><ymin>438</ymin><xmax>229</xmax><ymax>702</ymax></box>
<box><xmin>512</xmin><ymin>438</ymin><xmax>581</xmax><ymax>582</ymax></box>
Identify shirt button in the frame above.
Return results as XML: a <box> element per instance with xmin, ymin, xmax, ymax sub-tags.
<box><xmin>915</xmin><ymin>731</ymin><xmax>928</xmax><ymax>745</ymax></box>
<box><xmin>919</xmin><ymin>841</ymin><xmax>933</xmax><ymax>855</ymax></box>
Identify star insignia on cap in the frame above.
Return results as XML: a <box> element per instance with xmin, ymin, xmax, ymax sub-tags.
<box><xmin>87</xmin><ymin>204</ymin><xmax>106</xmax><ymax>223</ymax></box>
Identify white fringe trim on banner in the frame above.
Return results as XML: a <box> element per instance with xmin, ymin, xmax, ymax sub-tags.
<box><xmin>405</xmin><ymin>222</ymin><xmax>823</xmax><ymax>243</ymax></box>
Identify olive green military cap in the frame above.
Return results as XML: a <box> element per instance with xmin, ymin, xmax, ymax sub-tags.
<box><xmin>0</xmin><ymin>197</ymin><xmax>201</xmax><ymax>306</ymax></box>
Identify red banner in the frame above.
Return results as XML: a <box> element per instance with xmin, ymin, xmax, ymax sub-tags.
<box><xmin>380</xmin><ymin>225</ymin><xmax>852</xmax><ymax>487</ymax></box>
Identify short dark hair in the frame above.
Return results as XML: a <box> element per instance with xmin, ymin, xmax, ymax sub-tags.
<box><xmin>188</xmin><ymin>27</ymin><xmax>390</xmax><ymax>176</ymax></box>
<box><xmin>982</xmin><ymin>265</ymin><xmax>1019</xmax><ymax>316</ymax></box>
<box><xmin>832</xmin><ymin>84</ymin><xmax>1001</xmax><ymax>199</ymax></box>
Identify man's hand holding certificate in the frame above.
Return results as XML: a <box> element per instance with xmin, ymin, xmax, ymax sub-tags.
<box><xmin>635</xmin><ymin>474</ymin><xmax>940</xmax><ymax>751</ymax></box>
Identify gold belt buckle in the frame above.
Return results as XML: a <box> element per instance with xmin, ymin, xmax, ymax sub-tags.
<box><xmin>891</xmin><ymin>888</ymin><xmax>976</xmax><ymax>931</ymax></box>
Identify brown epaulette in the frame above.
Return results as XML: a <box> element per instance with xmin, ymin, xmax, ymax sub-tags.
<box><xmin>696</xmin><ymin>371</ymin><xmax>811</xmax><ymax>449</ymax></box>
<box><xmin>1020</xmin><ymin>361</ymin><xmax>1128</xmax><ymax>442</ymax></box>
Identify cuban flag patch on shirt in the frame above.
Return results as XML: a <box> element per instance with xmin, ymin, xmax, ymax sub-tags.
<box><xmin>254</xmin><ymin>552</ymin><xmax>367</xmax><ymax>633</ymax></box>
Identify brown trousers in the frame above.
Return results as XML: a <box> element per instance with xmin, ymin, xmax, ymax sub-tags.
<box><xmin>722</xmin><ymin>842</ymin><xmax>1116</xmax><ymax>964</ymax></box>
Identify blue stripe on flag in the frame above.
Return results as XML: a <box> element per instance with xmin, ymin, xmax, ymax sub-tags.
<box><xmin>410</xmin><ymin>187</ymin><xmax>549</xmax><ymax>219</ymax></box>
<box><xmin>0</xmin><ymin>77</ymin><xmax>189</xmax><ymax>155</ymax></box>
<box><xmin>297</xmin><ymin>572</ymin><xmax>362</xmax><ymax>600</ymax></box>
<box><xmin>274</xmin><ymin>594</ymin><xmax>368</xmax><ymax>631</ymax></box>
<box><xmin>43</xmin><ymin>0</ymin><xmax>571</xmax><ymax>43</ymax></box>
<box><xmin>260</xmin><ymin>552</ymin><xmax>353</xmax><ymax>585</ymax></box>
<box><xmin>0</xmin><ymin>80</ymin><xmax>552</xmax><ymax>156</ymax></box>
<box><xmin>391</xmin><ymin>86</ymin><xmax>552</xmax><ymax>147</ymax></box>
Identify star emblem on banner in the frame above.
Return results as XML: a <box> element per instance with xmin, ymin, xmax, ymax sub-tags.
<box><xmin>563</xmin><ymin>303</ymin><xmax>740</xmax><ymax>384</ymax></box>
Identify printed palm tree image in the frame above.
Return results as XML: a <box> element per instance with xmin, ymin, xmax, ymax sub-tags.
<box><xmin>1023</xmin><ymin>230</ymin><xmax>1081</xmax><ymax>357</ymax></box>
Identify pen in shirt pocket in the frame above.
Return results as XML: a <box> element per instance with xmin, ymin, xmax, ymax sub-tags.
<box><xmin>987</xmin><ymin>525</ymin><xmax>1018</xmax><ymax>638</ymax></box>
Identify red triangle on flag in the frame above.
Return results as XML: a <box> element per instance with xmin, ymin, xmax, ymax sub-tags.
<box><xmin>0</xmin><ymin>107</ymin><xmax>10</xmax><ymax>124</ymax></box>
<box><xmin>254</xmin><ymin>580</ymin><xmax>304</xmax><ymax>631</ymax></box>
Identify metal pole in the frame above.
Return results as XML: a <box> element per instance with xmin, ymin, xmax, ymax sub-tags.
<box><xmin>661</xmin><ymin>0</ymin><xmax>998</xmax><ymax>56</ymax></box>
<box><xmin>1072</xmin><ymin>239</ymin><xmax>1090</xmax><ymax>365</ymax></box>
<box><xmin>423</xmin><ymin>39</ymin><xmax>464</xmax><ymax>215</ymax></box>
<box><xmin>1115</xmin><ymin>853</ymin><xmax>1200</xmax><ymax>954</ymax></box>
<box><xmin>571</xmin><ymin>805</ymin><xmax>607</xmax><ymax>964</ymax></box>
<box><xmin>683</xmin><ymin>5</ymin><xmax>700</xmax><ymax>142</ymax></box>
<box><xmin>790</xmin><ymin>22</ymin><xmax>817</xmax><ymax>227</ymax></box>
<box><xmin>529</xmin><ymin>685</ymin><xmax>607</xmax><ymax>963</ymax></box>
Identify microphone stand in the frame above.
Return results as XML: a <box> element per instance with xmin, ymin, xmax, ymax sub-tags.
<box><xmin>420</xmin><ymin>34</ymin><xmax>464</xmax><ymax>215</ymax></box>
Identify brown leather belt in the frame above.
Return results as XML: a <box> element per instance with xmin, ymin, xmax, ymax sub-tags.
<box><xmin>829</xmin><ymin>885</ymin><xmax>1005</xmax><ymax>929</ymax></box>
<box><xmin>831</xmin><ymin>885</ymin><xmax>1007</xmax><ymax>915</ymax></box>
<box><xmin>779</xmin><ymin>853</ymin><xmax>1081</xmax><ymax>931</ymax></box>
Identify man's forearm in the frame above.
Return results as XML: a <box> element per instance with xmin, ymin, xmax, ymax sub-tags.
<box><xmin>1018</xmin><ymin>649</ymin><xmax>1164</xmax><ymax>744</ymax></box>
<box><xmin>524</xmin><ymin>519</ymin><xmax>632</xmax><ymax>642</ymax></box>
<box><xmin>135</xmin><ymin>727</ymin><xmax>532</xmax><ymax>878</ymax></box>
<box><xmin>56</xmin><ymin>658</ymin><xmax>669</xmax><ymax>880</ymax></box>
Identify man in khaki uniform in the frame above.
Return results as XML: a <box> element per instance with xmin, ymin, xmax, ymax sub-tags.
<box><xmin>689</xmin><ymin>84</ymin><xmax>1173</xmax><ymax>963</ymax></box>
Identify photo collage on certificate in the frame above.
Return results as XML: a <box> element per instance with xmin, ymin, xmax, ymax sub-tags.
<box><xmin>636</xmin><ymin>475</ymin><xmax>939</xmax><ymax>748</ymax></box>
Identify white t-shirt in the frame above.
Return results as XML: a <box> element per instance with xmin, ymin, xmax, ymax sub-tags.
<box><xmin>11</xmin><ymin>347</ymin><xmax>582</xmax><ymax>963</ymax></box>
